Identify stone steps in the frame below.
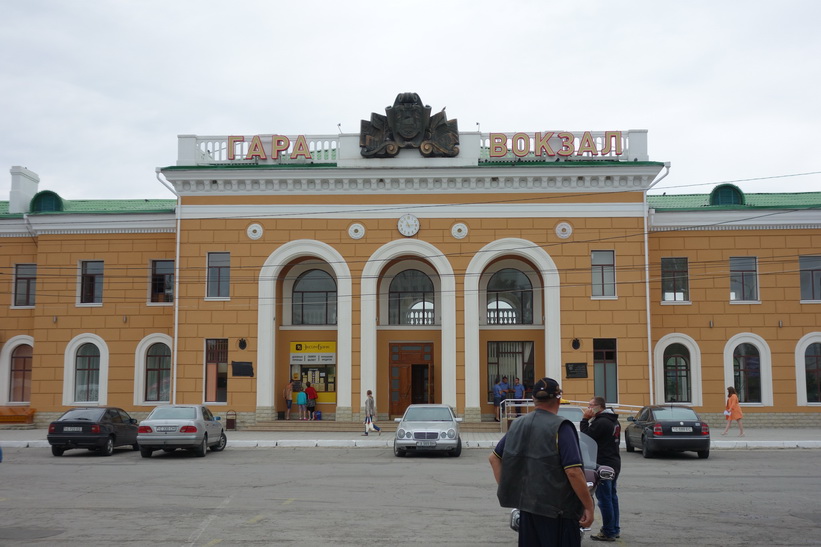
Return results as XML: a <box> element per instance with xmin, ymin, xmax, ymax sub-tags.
<box><xmin>240</xmin><ymin>420</ymin><xmax>502</xmax><ymax>433</ymax></box>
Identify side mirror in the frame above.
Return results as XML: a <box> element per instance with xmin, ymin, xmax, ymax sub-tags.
<box><xmin>394</xmin><ymin>418</ymin><xmax>402</xmax><ymax>422</ymax></box>
<box><xmin>627</xmin><ymin>416</ymin><xmax>636</xmax><ymax>422</ymax></box>
<box><xmin>216</xmin><ymin>416</ymin><xmax>221</xmax><ymax>421</ymax></box>
<box><xmin>455</xmin><ymin>418</ymin><xmax>463</xmax><ymax>423</ymax></box>
<box><xmin>130</xmin><ymin>418</ymin><xmax>138</xmax><ymax>424</ymax></box>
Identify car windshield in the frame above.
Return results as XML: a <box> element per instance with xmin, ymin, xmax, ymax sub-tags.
<box><xmin>149</xmin><ymin>407</ymin><xmax>197</xmax><ymax>420</ymax></box>
<box><xmin>404</xmin><ymin>407</ymin><xmax>453</xmax><ymax>422</ymax></box>
<box><xmin>59</xmin><ymin>408</ymin><xmax>104</xmax><ymax>421</ymax></box>
<box><xmin>558</xmin><ymin>407</ymin><xmax>584</xmax><ymax>421</ymax></box>
<box><xmin>652</xmin><ymin>407</ymin><xmax>699</xmax><ymax>421</ymax></box>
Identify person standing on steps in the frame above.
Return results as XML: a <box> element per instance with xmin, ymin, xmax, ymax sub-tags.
<box><xmin>362</xmin><ymin>389</ymin><xmax>381</xmax><ymax>436</ymax></box>
<box><xmin>305</xmin><ymin>381</ymin><xmax>318</xmax><ymax>421</ymax></box>
<box><xmin>283</xmin><ymin>380</ymin><xmax>294</xmax><ymax>420</ymax></box>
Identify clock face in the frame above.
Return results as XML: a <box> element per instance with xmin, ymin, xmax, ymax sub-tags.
<box><xmin>397</xmin><ymin>214</ymin><xmax>420</xmax><ymax>237</ymax></box>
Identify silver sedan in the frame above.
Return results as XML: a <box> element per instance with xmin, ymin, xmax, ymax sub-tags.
<box><xmin>137</xmin><ymin>404</ymin><xmax>227</xmax><ymax>458</ymax></box>
<box><xmin>393</xmin><ymin>404</ymin><xmax>462</xmax><ymax>457</ymax></box>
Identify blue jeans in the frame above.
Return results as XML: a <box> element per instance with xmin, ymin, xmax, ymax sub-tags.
<box><xmin>595</xmin><ymin>477</ymin><xmax>620</xmax><ymax>537</ymax></box>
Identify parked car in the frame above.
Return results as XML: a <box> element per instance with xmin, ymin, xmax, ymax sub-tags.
<box><xmin>393</xmin><ymin>404</ymin><xmax>462</xmax><ymax>457</ymax></box>
<box><xmin>624</xmin><ymin>405</ymin><xmax>710</xmax><ymax>459</ymax></box>
<box><xmin>557</xmin><ymin>405</ymin><xmax>585</xmax><ymax>430</ymax></box>
<box><xmin>137</xmin><ymin>405</ymin><xmax>227</xmax><ymax>458</ymax></box>
<box><xmin>47</xmin><ymin>407</ymin><xmax>139</xmax><ymax>457</ymax></box>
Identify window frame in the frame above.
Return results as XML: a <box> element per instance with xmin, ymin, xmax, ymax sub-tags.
<box><xmin>204</xmin><ymin>338</ymin><xmax>228</xmax><ymax>403</ymax></box>
<box><xmin>486</xmin><ymin>268</ymin><xmax>534</xmax><ymax>325</ymax></box>
<box><xmin>660</xmin><ymin>257</ymin><xmax>690</xmax><ymax>303</ymax></box>
<box><xmin>292</xmin><ymin>269</ymin><xmax>337</xmax><ymax>326</ymax></box>
<box><xmin>9</xmin><ymin>344</ymin><xmax>33</xmax><ymax>403</ymax></box>
<box><xmin>799</xmin><ymin>255</ymin><xmax>821</xmax><ymax>302</ymax></box>
<box><xmin>591</xmin><ymin>250</ymin><xmax>616</xmax><ymax>298</ymax></box>
<box><xmin>13</xmin><ymin>263</ymin><xmax>37</xmax><ymax>308</ymax></box>
<box><xmin>79</xmin><ymin>260</ymin><xmax>104</xmax><ymax>306</ymax></box>
<box><xmin>729</xmin><ymin>256</ymin><xmax>759</xmax><ymax>303</ymax></box>
<box><xmin>150</xmin><ymin>259</ymin><xmax>174</xmax><ymax>304</ymax></box>
<box><xmin>388</xmin><ymin>269</ymin><xmax>436</xmax><ymax>326</ymax></box>
<box><xmin>486</xmin><ymin>340</ymin><xmax>534</xmax><ymax>404</ymax></box>
<box><xmin>593</xmin><ymin>338</ymin><xmax>618</xmax><ymax>403</ymax></box>
<box><xmin>206</xmin><ymin>252</ymin><xmax>230</xmax><ymax>300</ymax></box>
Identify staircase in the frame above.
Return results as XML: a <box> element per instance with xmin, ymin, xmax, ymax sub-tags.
<box><xmin>241</xmin><ymin>420</ymin><xmax>502</xmax><ymax>433</ymax></box>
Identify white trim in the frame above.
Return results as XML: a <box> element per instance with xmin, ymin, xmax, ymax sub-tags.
<box><xmin>0</xmin><ymin>335</ymin><xmax>34</xmax><ymax>405</ymax></box>
<box><xmin>133</xmin><ymin>334</ymin><xmax>173</xmax><ymax>406</ymax></box>
<box><xmin>795</xmin><ymin>332</ymin><xmax>821</xmax><ymax>406</ymax></box>
<box><xmin>257</xmin><ymin>240</ymin><xmax>352</xmax><ymax>410</ymax></box>
<box><xmin>178</xmin><ymin>202</ymin><xmax>647</xmax><ymax>220</ymax></box>
<box><xmin>62</xmin><ymin>334</ymin><xmax>109</xmax><ymax>406</ymax></box>
<box><xmin>464</xmin><ymin>239</ymin><xmax>560</xmax><ymax>410</ymax></box>
<box><xmin>361</xmin><ymin>240</ymin><xmax>457</xmax><ymax>407</ymax></box>
<box><xmin>723</xmin><ymin>333</ymin><xmax>773</xmax><ymax>406</ymax></box>
<box><xmin>653</xmin><ymin>333</ymin><xmax>703</xmax><ymax>406</ymax></box>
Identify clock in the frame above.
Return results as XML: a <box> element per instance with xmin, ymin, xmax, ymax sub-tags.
<box><xmin>397</xmin><ymin>214</ymin><xmax>420</xmax><ymax>237</ymax></box>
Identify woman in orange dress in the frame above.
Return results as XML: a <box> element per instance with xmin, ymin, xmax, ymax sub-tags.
<box><xmin>722</xmin><ymin>386</ymin><xmax>745</xmax><ymax>436</ymax></box>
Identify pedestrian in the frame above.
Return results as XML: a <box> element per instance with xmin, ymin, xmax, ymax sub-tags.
<box><xmin>581</xmin><ymin>396</ymin><xmax>621</xmax><ymax>542</ymax></box>
<box><xmin>513</xmin><ymin>377</ymin><xmax>526</xmax><ymax>416</ymax></box>
<box><xmin>489</xmin><ymin>377</ymin><xmax>595</xmax><ymax>547</ymax></box>
<box><xmin>283</xmin><ymin>380</ymin><xmax>294</xmax><ymax>420</ymax></box>
<box><xmin>305</xmin><ymin>381</ymin><xmax>318</xmax><ymax>420</ymax></box>
<box><xmin>361</xmin><ymin>389</ymin><xmax>381</xmax><ymax>436</ymax></box>
<box><xmin>722</xmin><ymin>386</ymin><xmax>745</xmax><ymax>436</ymax></box>
<box><xmin>296</xmin><ymin>386</ymin><xmax>308</xmax><ymax>420</ymax></box>
<box><xmin>493</xmin><ymin>375</ymin><xmax>510</xmax><ymax>422</ymax></box>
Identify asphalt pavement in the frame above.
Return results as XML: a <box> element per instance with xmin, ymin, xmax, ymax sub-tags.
<box><xmin>2</xmin><ymin>426</ymin><xmax>820</xmax><ymax>450</ymax></box>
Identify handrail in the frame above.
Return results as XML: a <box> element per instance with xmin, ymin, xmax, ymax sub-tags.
<box><xmin>499</xmin><ymin>399</ymin><xmax>643</xmax><ymax>432</ymax></box>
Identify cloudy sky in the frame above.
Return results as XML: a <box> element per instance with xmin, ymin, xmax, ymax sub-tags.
<box><xmin>2</xmin><ymin>0</ymin><xmax>819</xmax><ymax>200</ymax></box>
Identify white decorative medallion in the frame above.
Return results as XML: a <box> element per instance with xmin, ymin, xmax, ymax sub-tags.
<box><xmin>246</xmin><ymin>223</ymin><xmax>264</xmax><ymax>240</ymax></box>
<box><xmin>397</xmin><ymin>214</ymin><xmax>420</xmax><ymax>237</ymax></box>
<box><xmin>555</xmin><ymin>221</ymin><xmax>573</xmax><ymax>239</ymax></box>
<box><xmin>451</xmin><ymin>222</ymin><xmax>468</xmax><ymax>239</ymax></box>
<box><xmin>348</xmin><ymin>223</ymin><xmax>366</xmax><ymax>240</ymax></box>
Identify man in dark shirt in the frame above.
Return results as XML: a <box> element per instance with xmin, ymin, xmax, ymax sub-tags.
<box><xmin>580</xmin><ymin>396</ymin><xmax>621</xmax><ymax>542</ymax></box>
<box><xmin>490</xmin><ymin>378</ymin><xmax>594</xmax><ymax>546</ymax></box>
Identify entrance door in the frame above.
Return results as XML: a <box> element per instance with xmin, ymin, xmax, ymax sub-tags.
<box><xmin>389</xmin><ymin>343</ymin><xmax>434</xmax><ymax>416</ymax></box>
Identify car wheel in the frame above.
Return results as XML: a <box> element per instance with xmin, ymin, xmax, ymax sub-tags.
<box><xmin>625</xmin><ymin>434</ymin><xmax>635</xmax><ymax>453</ymax></box>
<box><xmin>51</xmin><ymin>445</ymin><xmax>65</xmax><ymax>457</ymax></box>
<box><xmin>195</xmin><ymin>436</ymin><xmax>207</xmax><ymax>457</ymax></box>
<box><xmin>100</xmin><ymin>437</ymin><xmax>114</xmax><ymax>457</ymax></box>
<box><xmin>393</xmin><ymin>440</ymin><xmax>406</xmax><ymax>458</ymax></box>
<box><xmin>697</xmin><ymin>449</ymin><xmax>710</xmax><ymax>459</ymax></box>
<box><xmin>210</xmin><ymin>431</ymin><xmax>227</xmax><ymax>452</ymax></box>
<box><xmin>449</xmin><ymin>438</ymin><xmax>462</xmax><ymax>457</ymax></box>
<box><xmin>641</xmin><ymin>436</ymin><xmax>653</xmax><ymax>459</ymax></box>
<box><xmin>140</xmin><ymin>446</ymin><xmax>153</xmax><ymax>458</ymax></box>
<box><xmin>162</xmin><ymin>448</ymin><xmax>176</xmax><ymax>453</ymax></box>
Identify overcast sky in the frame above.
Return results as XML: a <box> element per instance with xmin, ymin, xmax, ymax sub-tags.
<box><xmin>2</xmin><ymin>0</ymin><xmax>819</xmax><ymax>200</ymax></box>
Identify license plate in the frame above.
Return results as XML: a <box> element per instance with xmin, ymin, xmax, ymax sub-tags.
<box><xmin>417</xmin><ymin>441</ymin><xmax>436</xmax><ymax>447</ymax></box>
<box><xmin>156</xmin><ymin>426</ymin><xmax>177</xmax><ymax>432</ymax></box>
<box><xmin>63</xmin><ymin>426</ymin><xmax>82</xmax><ymax>432</ymax></box>
<box><xmin>671</xmin><ymin>426</ymin><xmax>692</xmax><ymax>432</ymax></box>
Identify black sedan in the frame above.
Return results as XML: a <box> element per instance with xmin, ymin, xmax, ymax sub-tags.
<box><xmin>624</xmin><ymin>405</ymin><xmax>711</xmax><ymax>459</ymax></box>
<box><xmin>47</xmin><ymin>407</ymin><xmax>139</xmax><ymax>457</ymax></box>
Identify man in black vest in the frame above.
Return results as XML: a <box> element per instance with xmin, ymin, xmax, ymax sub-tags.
<box><xmin>581</xmin><ymin>396</ymin><xmax>621</xmax><ymax>542</ymax></box>
<box><xmin>489</xmin><ymin>378</ymin><xmax>595</xmax><ymax>546</ymax></box>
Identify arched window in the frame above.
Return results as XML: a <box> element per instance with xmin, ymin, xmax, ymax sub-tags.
<box><xmin>10</xmin><ymin>344</ymin><xmax>32</xmax><ymax>402</ymax></box>
<box><xmin>663</xmin><ymin>343</ymin><xmax>691</xmax><ymax>403</ymax></box>
<box><xmin>733</xmin><ymin>343</ymin><xmax>761</xmax><ymax>403</ymax></box>
<box><xmin>487</xmin><ymin>268</ymin><xmax>533</xmax><ymax>325</ymax></box>
<box><xmin>389</xmin><ymin>269</ymin><xmax>435</xmax><ymax>325</ymax></box>
<box><xmin>75</xmin><ymin>343</ymin><xmax>100</xmax><ymax>402</ymax></box>
<box><xmin>30</xmin><ymin>190</ymin><xmax>64</xmax><ymax>212</ymax></box>
<box><xmin>292</xmin><ymin>269</ymin><xmax>337</xmax><ymax>325</ymax></box>
<box><xmin>710</xmin><ymin>184</ymin><xmax>744</xmax><ymax>206</ymax></box>
<box><xmin>145</xmin><ymin>343</ymin><xmax>171</xmax><ymax>402</ymax></box>
<box><xmin>806</xmin><ymin>342</ymin><xmax>821</xmax><ymax>403</ymax></box>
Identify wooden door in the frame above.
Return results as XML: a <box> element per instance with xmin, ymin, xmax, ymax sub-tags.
<box><xmin>389</xmin><ymin>343</ymin><xmax>434</xmax><ymax>416</ymax></box>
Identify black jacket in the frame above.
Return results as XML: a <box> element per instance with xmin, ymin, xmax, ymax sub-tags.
<box><xmin>580</xmin><ymin>409</ymin><xmax>621</xmax><ymax>475</ymax></box>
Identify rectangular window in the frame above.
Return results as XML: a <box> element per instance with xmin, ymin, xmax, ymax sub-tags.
<box><xmin>207</xmin><ymin>253</ymin><xmax>230</xmax><ymax>298</ymax></box>
<box><xmin>14</xmin><ymin>264</ymin><xmax>37</xmax><ymax>307</ymax></box>
<box><xmin>593</xmin><ymin>338</ymin><xmax>618</xmax><ymax>403</ymax></box>
<box><xmin>591</xmin><ymin>250</ymin><xmax>616</xmax><ymax>297</ymax></box>
<box><xmin>205</xmin><ymin>338</ymin><xmax>228</xmax><ymax>403</ymax></box>
<box><xmin>486</xmin><ymin>341</ymin><xmax>534</xmax><ymax>403</ymax></box>
<box><xmin>151</xmin><ymin>260</ymin><xmax>175</xmax><ymax>303</ymax></box>
<box><xmin>729</xmin><ymin>257</ymin><xmax>758</xmax><ymax>302</ymax></box>
<box><xmin>799</xmin><ymin>255</ymin><xmax>821</xmax><ymax>301</ymax></box>
<box><xmin>80</xmin><ymin>261</ymin><xmax>104</xmax><ymax>304</ymax></box>
<box><xmin>661</xmin><ymin>257</ymin><xmax>689</xmax><ymax>302</ymax></box>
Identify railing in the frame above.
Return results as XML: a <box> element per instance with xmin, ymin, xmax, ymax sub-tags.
<box><xmin>500</xmin><ymin>399</ymin><xmax>643</xmax><ymax>432</ymax></box>
<box><xmin>177</xmin><ymin>134</ymin><xmax>339</xmax><ymax>166</ymax></box>
<box><xmin>478</xmin><ymin>130</ymin><xmax>648</xmax><ymax>162</ymax></box>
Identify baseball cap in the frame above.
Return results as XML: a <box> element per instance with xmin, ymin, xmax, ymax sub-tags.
<box><xmin>532</xmin><ymin>377</ymin><xmax>562</xmax><ymax>400</ymax></box>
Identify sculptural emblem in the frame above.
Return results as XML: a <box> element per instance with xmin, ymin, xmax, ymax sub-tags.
<box><xmin>360</xmin><ymin>93</ymin><xmax>459</xmax><ymax>158</ymax></box>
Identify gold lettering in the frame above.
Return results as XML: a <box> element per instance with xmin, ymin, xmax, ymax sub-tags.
<box><xmin>227</xmin><ymin>136</ymin><xmax>244</xmax><ymax>161</ymax></box>
<box><xmin>534</xmin><ymin>132</ymin><xmax>555</xmax><ymax>156</ymax></box>
<box><xmin>576</xmin><ymin>131</ymin><xmax>598</xmax><ymax>156</ymax></box>
<box><xmin>271</xmin><ymin>136</ymin><xmax>291</xmax><ymax>160</ymax></box>
<box><xmin>290</xmin><ymin>135</ymin><xmax>313</xmax><ymax>159</ymax></box>
<box><xmin>489</xmin><ymin>133</ymin><xmax>508</xmax><ymax>157</ymax></box>
<box><xmin>601</xmin><ymin>131</ymin><xmax>623</xmax><ymax>156</ymax></box>
<box><xmin>511</xmin><ymin>133</ymin><xmax>530</xmax><ymax>157</ymax></box>
<box><xmin>557</xmin><ymin>131</ymin><xmax>575</xmax><ymax>157</ymax></box>
<box><xmin>245</xmin><ymin>135</ymin><xmax>267</xmax><ymax>160</ymax></box>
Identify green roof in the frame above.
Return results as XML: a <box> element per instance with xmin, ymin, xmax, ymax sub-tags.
<box><xmin>0</xmin><ymin>199</ymin><xmax>176</xmax><ymax>218</ymax></box>
<box><xmin>648</xmin><ymin>192</ymin><xmax>821</xmax><ymax>211</ymax></box>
